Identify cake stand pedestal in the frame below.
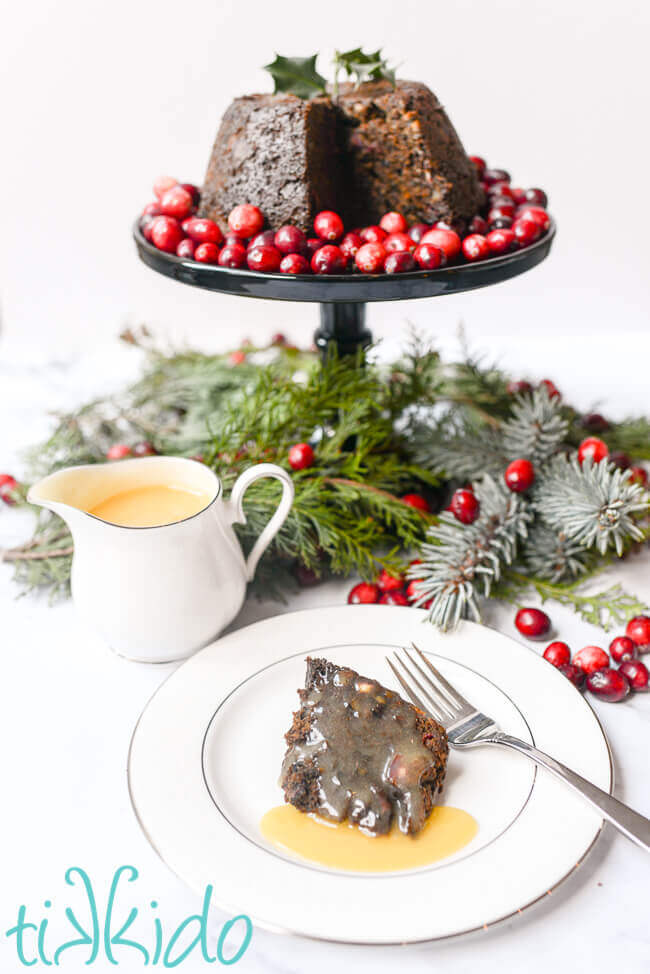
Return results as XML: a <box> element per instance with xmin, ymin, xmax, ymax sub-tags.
<box><xmin>133</xmin><ymin>221</ymin><xmax>556</xmax><ymax>360</ymax></box>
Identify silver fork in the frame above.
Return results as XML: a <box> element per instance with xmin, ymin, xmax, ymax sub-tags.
<box><xmin>387</xmin><ymin>644</ymin><xmax>650</xmax><ymax>852</ymax></box>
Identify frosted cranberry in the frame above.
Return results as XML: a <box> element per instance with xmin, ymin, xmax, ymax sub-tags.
<box><xmin>360</xmin><ymin>225</ymin><xmax>388</xmax><ymax>244</ymax></box>
<box><xmin>510</xmin><ymin>187</ymin><xmax>527</xmax><ymax>205</ymax></box>
<box><xmin>609</xmin><ymin>451</ymin><xmax>631</xmax><ymax>470</ymax></box>
<box><xmin>355</xmin><ymin>242</ymin><xmax>387</xmax><ymax>273</ymax></box>
<box><xmin>626</xmin><ymin>615</ymin><xmax>650</xmax><ymax>652</ymax></box>
<box><xmin>218</xmin><ymin>243</ymin><xmax>247</xmax><ymax>268</ymax></box>
<box><xmin>180</xmin><ymin>182</ymin><xmax>201</xmax><ymax>206</ymax></box>
<box><xmin>486</xmin><ymin>228</ymin><xmax>517</xmax><ymax>255</ymax></box>
<box><xmin>194</xmin><ymin>242</ymin><xmax>220</xmax><ymax>264</ymax></box>
<box><xmin>314</xmin><ymin>210</ymin><xmax>344</xmax><ymax>241</ymax></box>
<box><xmin>515</xmin><ymin>608</ymin><xmax>551</xmax><ymax>639</ymax></box>
<box><xmin>247</xmin><ymin>245</ymin><xmax>282</xmax><ymax>272</ymax></box>
<box><xmin>450</xmin><ymin>489</ymin><xmax>480</xmax><ymax>525</ymax></box>
<box><xmin>505</xmin><ymin>458</ymin><xmax>535</xmax><ymax>492</ymax></box>
<box><xmin>160</xmin><ymin>185</ymin><xmax>193</xmax><ymax>220</ymax></box>
<box><xmin>106</xmin><ymin>444</ymin><xmax>132</xmax><ymax>460</ymax></box>
<box><xmin>311</xmin><ymin>244</ymin><xmax>346</xmax><ymax>274</ymax></box>
<box><xmin>408</xmin><ymin>223</ymin><xmax>430</xmax><ymax>244</ymax></box>
<box><xmin>150</xmin><ymin>216</ymin><xmax>184</xmax><ymax>253</ymax></box>
<box><xmin>305</xmin><ymin>237</ymin><xmax>323</xmax><ymax>257</ymax></box>
<box><xmin>183</xmin><ymin>217</ymin><xmax>223</xmax><ymax>245</ymax></box>
<box><xmin>413</xmin><ymin>243</ymin><xmax>445</xmax><ymax>270</ymax></box>
<box><xmin>384</xmin><ymin>252</ymin><xmax>416</xmax><ymax>273</ymax></box>
<box><xmin>379</xmin><ymin>212</ymin><xmax>408</xmax><ymax>234</ymax></box>
<box><xmin>142</xmin><ymin>201</ymin><xmax>162</xmax><ymax>217</ymax></box>
<box><xmin>609</xmin><ymin>636</ymin><xmax>637</xmax><ymax>664</ymax></box>
<box><xmin>484</xmin><ymin>168</ymin><xmax>510</xmax><ymax>185</ymax></box>
<box><xmin>377</xmin><ymin>569</ymin><xmax>404</xmax><ymax>592</ymax></box>
<box><xmin>586</xmin><ymin>667</ymin><xmax>630</xmax><ymax>702</ymax></box>
<box><xmin>578</xmin><ymin>437</ymin><xmax>609</xmax><ymax>465</ymax></box>
<box><xmin>153</xmin><ymin>175</ymin><xmax>177</xmax><ymax>199</ymax></box>
<box><xmin>628</xmin><ymin>466</ymin><xmax>648</xmax><ymax>486</ymax></box>
<box><xmin>279</xmin><ymin>253</ymin><xmax>310</xmax><ymax>274</ymax></box>
<box><xmin>274</xmin><ymin>225</ymin><xmax>306</xmax><ymax>255</ymax></box>
<box><xmin>573</xmin><ymin>645</ymin><xmax>610</xmax><ymax>675</ymax></box>
<box><xmin>228</xmin><ymin>204</ymin><xmax>264</xmax><ymax>238</ymax></box>
<box><xmin>507</xmin><ymin>380</ymin><xmax>532</xmax><ymax>395</ymax></box>
<box><xmin>176</xmin><ymin>238</ymin><xmax>196</xmax><ymax>259</ymax></box>
<box><xmin>618</xmin><ymin>659</ymin><xmax>649</xmax><ymax>691</ymax></box>
<box><xmin>469</xmin><ymin>215</ymin><xmax>488</xmax><ymax>235</ymax></box>
<box><xmin>559</xmin><ymin>664</ymin><xmax>586</xmax><ymax>689</ymax></box>
<box><xmin>517</xmin><ymin>205</ymin><xmax>551</xmax><ymax>231</ymax></box>
<box><xmin>469</xmin><ymin>155</ymin><xmax>486</xmax><ymax>176</ymax></box>
<box><xmin>513</xmin><ymin>218</ymin><xmax>541</xmax><ymax>246</ymax></box>
<box><xmin>348</xmin><ymin>582</ymin><xmax>380</xmax><ymax>604</ymax></box>
<box><xmin>540</xmin><ymin>379</ymin><xmax>560</xmax><ymax>399</ymax></box>
<box><xmin>462</xmin><ymin>234</ymin><xmax>490</xmax><ymax>261</ymax></box>
<box><xmin>379</xmin><ymin>590</ymin><xmax>409</xmax><ymax>606</ymax></box>
<box><xmin>543</xmin><ymin>642</ymin><xmax>571</xmax><ymax>667</ymax></box>
<box><xmin>288</xmin><ymin>442</ymin><xmax>314</xmax><ymax>470</ymax></box>
<box><xmin>384</xmin><ymin>232</ymin><xmax>415</xmax><ymax>254</ymax></box>
<box><xmin>132</xmin><ymin>441</ymin><xmax>157</xmax><ymax>457</ymax></box>
<box><xmin>421</xmin><ymin>228</ymin><xmax>461</xmax><ymax>261</ymax></box>
<box><xmin>401</xmin><ymin>493</ymin><xmax>430</xmax><ymax>512</ymax></box>
<box><xmin>524</xmin><ymin>188</ymin><xmax>548</xmax><ymax>207</ymax></box>
<box><xmin>248</xmin><ymin>230</ymin><xmax>276</xmax><ymax>249</ymax></box>
<box><xmin>582</xmin><ymin>412</ymin><xmax>609</xmax><ymax>433</ymax></box>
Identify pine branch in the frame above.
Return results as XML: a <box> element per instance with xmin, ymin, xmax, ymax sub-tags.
<box><xmin>519</xmin><ymin>520</ymin><xmax>592</xmax><ymax>583</ymax></box>
<box><xmin>501</xmin><ymin>387</ymin><xmax>568</xmax><ymax>464</ymax></box>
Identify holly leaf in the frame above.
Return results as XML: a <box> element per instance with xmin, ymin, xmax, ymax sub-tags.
<box><xmin>333</xmin><ymin>48</ymin><xmax>396</xmax><ymax>87</ymax></box>
<box><xmin>263</xmin><ymin>54</ymin><xmax>327</xmax><ymax>99</ymax></box>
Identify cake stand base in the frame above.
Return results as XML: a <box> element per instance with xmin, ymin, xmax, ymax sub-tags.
<box><xmin>315</xmin><ymin>303</ymin><xmax>372</xmax><ymax>359</ymax></box>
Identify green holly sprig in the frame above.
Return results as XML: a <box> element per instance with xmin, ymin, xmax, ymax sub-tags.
<box><xmin>263</xmin><ymin>48</ymin><xmax>396</xmax><ymax>100</ymax></box>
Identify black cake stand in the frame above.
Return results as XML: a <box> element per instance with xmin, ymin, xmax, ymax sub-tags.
<box><xmin>133</xmin><ymin>221</ymin><xmax>555</xmax><ymax>359</ymax></box>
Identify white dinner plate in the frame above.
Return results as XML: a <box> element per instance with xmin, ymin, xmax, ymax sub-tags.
<box><xmin>128</xmin><ymin>605</ymin><xmax>612</xmax><ymax>944</ymax></box>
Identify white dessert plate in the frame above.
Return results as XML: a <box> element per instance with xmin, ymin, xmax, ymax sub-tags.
<box><xmin>128</xmin><ymin>605</ymin><xmax>612</xmax><ymax>945</ymax></box>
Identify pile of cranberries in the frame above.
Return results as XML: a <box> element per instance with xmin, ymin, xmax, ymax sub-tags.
<box><xmin>139</xmin><ymin>164</ymin><xmax>551</xmax><ymax>275</ymax></box>
<box><xmin>348</xmin><ymin>558</ymin><xmax>430</xmax><ymax>608</ymax></box>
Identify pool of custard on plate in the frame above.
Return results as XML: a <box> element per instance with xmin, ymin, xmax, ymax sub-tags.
<box><xmin>260</xmin><ymin>804</ymin><xmax>478</xmax><ymax>872</ymax></box>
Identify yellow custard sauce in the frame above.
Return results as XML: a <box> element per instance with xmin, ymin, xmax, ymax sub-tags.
<box><xmin>260</xmin><ymin>804</ymin><xmax>478</xmax><ymax>872</ymax></box>
<box><xmin>89</xmin><ymin>484</ymin><xmax>212</xmax><ymax>527</ymax></box>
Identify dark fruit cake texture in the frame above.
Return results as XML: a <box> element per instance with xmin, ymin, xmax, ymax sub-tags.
<box><xmin>280</xmin><ymin>657</ymin><xmax>448</xmax><ymax>836</ymax></box>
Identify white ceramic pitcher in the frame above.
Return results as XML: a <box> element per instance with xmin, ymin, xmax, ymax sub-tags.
<box><xmin>27</xmin><ymin>456</ymin><xmax>294</xmax><ymax>662</ymax></box>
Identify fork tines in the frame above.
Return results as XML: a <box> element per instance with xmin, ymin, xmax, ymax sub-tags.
<box><xmin>386</xmin><ymin>643</ymin><xmax>473</xmax><ymax>726</ymax></box>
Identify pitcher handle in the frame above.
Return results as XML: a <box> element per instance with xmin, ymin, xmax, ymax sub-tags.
<box><xmin>226</xmin><ymin>463</ymin><xmax>295</xmax><ymax>582</ymax></box>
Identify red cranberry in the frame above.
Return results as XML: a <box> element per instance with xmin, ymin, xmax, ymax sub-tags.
<box><xmin>176</xmin><ymin>238</ymin><xmax>196</xmax><ymax>259</ymax></box>
<box><xmin>384</xmin><ymin>232</ymin><xmax>414</xmax><ymax>254</ymax></box>
<box><xmin>355</xmin><ymin>242</ymin><xmax>387</xmax><ymax>274</ymax></box>
<box><xmin>248</xmin><ymin>230</ymin><xmax>276</xmax><ymax>249</ymax></box>
<box><xmin>462</xmin><ymin>234</ymin><xmax>490</xmax><ymax>261</ymax></box>
<box><xmin>609</xmin><ymin>450</ymin><xmax>631</xmax><ymax>470</ymax></box>
<box><xmin>469</xmin><ymin>215</ymin><xmax>488</xmax><ymax>235</ymax></box>
<box><xmin>384</xmin><ymin>251</ymin><xmax>416</xmax><ymax>273</ymax></box>
<box><xmin>379</xmin><ymin>212</ymin><xmax>408</xmax><ymax>234</ymax></box>
<box><xmin>487</xmin><ymin>182</ymin><xmax>514</xmax><ymax>201</ymax></box>
<box><xmin>543</xmin><ymin>641</ymin><xmax>571</xmax><ymax>667</ymax></box>
<box><xmin>405</xmin><ymin>579</ymin><xmax>424</xmax><ymax>602</ymax></box>
<box><xmin>288</xmin><ymin>443</ymin><xmax>314</xmax><ymax>471</ymax></box>
<box><xmin>314</xmin><ymin>210</ymin><xmax>344</xmax><ymax>241</ymax></box>
<box><xmin>573</xmin><ymin>645</ymin><xmax>609</xmax><ymax>674</ymax></box>
<box><xmin>420</xmin><ymin>228</ymin><xmax>461</xmax><ymax>261</ymax></box>
<box><xmin>582</xmin><ymin>412</ymin><xmax>609</xmax><ymax>433</ymax></box>
<box><xmin>510</xmin><ymin>187</ymin><xmax>527</xmax><ymax>205</ymax></box>
<box><xmin>194</xmin><ymin>242</ymin><xmax>220</xmax><ymax>264</ymax></box>
<box><xmin>469</xmin><ymin>155</ymin><xmax>486</xmax><ymax>176</ymax></box>
<box><xmin>586</xmin><ymin>667</ymin><xmax>630</xmax><ymax>702</ymax></box>
<box><xmin>348</xmin><ymin>582</ymin><xmax>380</xmax><ymax>604</ymax></box>
<box><xmin>159</xmin><ymin>185</ymin><xmax>193</xmax><ymax>220</ymax></box>
<box><xmin>359</xmin><ymin>225</ymin><xmax>388</xmax><ymax>244</ymax></box>
<box><xmin>514</xmin><ymin>607</ymin><xmax>551</xmax><ymax>639</ymax></box>
<box><xmin>578</xmin><ymin>437</ymin><xmax>609</xmax><ymax>465</ymax></box>
<box><xmin>229</xmin><ymin>351</ymin><xmax>246</xmax><ymax>365</ymax></box>
<box><xmin>401</xmin><ymin>493</ymin><xmax>430</xmax><ymax>512</ymax></box>
<box><xmin>489</xmin><ymin>218</ymin><xmax>513</xmax><ymax>232</ymax></box>
<box><xmin>305</xmin><ymin>237</ymin><xmax>323</xmax><ymax>258</ymax></box>
<box><xmin>0</xmin><ymin>474</ymin><xmax>18</xmax><ymax>504</ymax></box>
<box><xmin>179</xmin><ymin>182</ymin><xmax>201</xmax><ymax>206</ymax></box>
<box><xmin>106</xmin><ymin>444</ymin><xmax>133</xmax><ymax>460</ymax></box>
<box><xmin>218</xmin><ymin>243</ymin><xmax>247</xmax><ymax>268</ymax></box>
<box><xmin>142</xmin><ymin>201</ymin><xmax>162</xmax><ymax>217</ymax></box>
<box><xmin>524</xmin><ymin>188</ymin><xmax>548</xmax><ymax>207</ymax></box>
<box><xmin>517</xmin><ymin>205</ymin><xmax>551</xmax><ymax>231</ymax></box>
<box><xmin>150</xmin><ymin>216</ymin><xmax>184</xmax><ymax>253</ymax></box>
<box><xmin>626</xmin><ymin>615</ymin><xmax>650</xmax><ymax>652</ymax></box>
<box><xmin>507</xmin><ymin>380</ymin><xmax>532</xmax><ymax>395</ymax></box>
<box><xmin>228</xmin><ymin>204</ymin><xmax>264</xmax><ymax>239</ymax></box>
<box><xmin>247</xmin><ymin>245</ymin><xmax>282</xmax><ymax>272</ymax></box>
<box><xmin>413</xmin><ymin>242</ymin><xmax>445</xmax><ymax>270</ymax></box>
<box><xmin>559</xmin><ymin>663</ymin><xmax>586</xmax><ymax>689</ymax></box>
<box><xmin>609</xmin><ymin>635</ymin><xmax>637</xmax><ymax>663</ymax></box>
<box><xmin>274</xmin><ymin>225</ymin><xmax>307</xmax><ymax>255</ymax></box>
<box><xmin>182</xmin><ymin>217</ymin><xmax>223</xmax><ymax>246</ymax></box>
<box><xmin>449</xmin><ymin>489</ymin><xmax>480</xmax><ymax>525</ymax></box>
<box><xmin>280</xmin><ymin>253</ymin><xmax>310</xmax><ymax>274</ymax></box>
<box><xmin>340</xmin><ymin>232</ymin><xmax>363</xmax><ymax>259</ymax></box>
<box><xmin>295</xmin><ymin>564</ymin><xmax>320</xmax><ymax>587</ymax></box>
<box><xmin>540</xmin><ymin>379</ymin><xmax>560</xmax><ymax>399</ymax></box>
<box><xmin>504</xmin><ymin>458</ymin><xmax>535</xmax><ymax>492</ymax></box>
<box><xmin>487</xmin><ymin>203</ymin><xmax>516</xmax><ymax>223</ymax></box>
<box><xmin>132</xmin><ymin>441</ymin><xmax>157</xmax><ymax>457</ymax></box>
<box><xmin>379</xmin><ymin>590</ymin><xmax>409</xmax><ymax>606</ymax></box>
<box><xmin>153</xmin><ymin>175</ymin><xmax>177</xmax><ymax>199</ymax></box>
<box><xmin>141</xmin><ymin>217</ymin><xmax>156</xmax><ymax>242</ymax></box>
<box><xmin>486</xmin><ymin>228</ymin><xmax>517</xmax><ymax>255</ymax></box>
<box><xmin>311</xmin><ymin>244</ymin><xmax>346</xmax><ymax>274</ymax></box>
<box><xmin>618</xmin><ymin>659</ymin><xmax>649</xmax><ymax>691</ymax></box>
<box><xmin>628</xmin><ymin>466</ymin><xmax>648</xmax><ymax>486</ymax></box>
<box><xmin>377</xmin><ymin>569</ymin><xmax>404</xmax><ymax>592</ymax></box>
<box><xmin>408</xmin><ymin>223</ymin><xmax>430</xmax><ymax>244</ymax></box>
<box><xmin>484</xmin><ymin>168</ymin><xmax>510</xmax><ymax>185</ymax></box>
<box><xmin>271</xmin><ymin>332</ymin><xmax>286</xmax><ymax>345</ymax></box>
<box><xmin>513</xmin><ymin>217</ymin><xmax>541</xmax><ymax>247</ymax></box>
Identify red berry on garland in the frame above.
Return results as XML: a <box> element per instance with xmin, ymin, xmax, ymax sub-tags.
<box><xmin>311</xmin><ymin>244</ymin><xmax>346</xmax><ymax>275</ymax></box>
<box><xmin>413</xmin><ymin>242</ymin><xmax>445</xmax><ymax>270</ymax></box>
<box><xmin>355</xmin><ymin>242</ymin><xmax>387</xmax><ymax>274</ymax></box>
<box><xmin>229</xmin><ymin>351</ymin><xmax>246</xmax><ymax>365</ymax></box>
<box><xmin>288</xmin><ymin>443</ymin><xmax>314</xmax><ymax>471</ymax></box>
<box><xmin>380</xmin><ymin>212</ymin><xmax>408</xmax><ymax>234</ymax></box>
<box><xmin>462</xmin><ymin>234</ymin><xmax>490</xmax><ymax>261</ymax></box>
<box><xmin>314</xmin><ymin>210</ymin><xmax>344</xmax><ymax>241</ymax></box>
<box><xmin>280</xmin><ymin>253</ymin><xmax>310</xmax><ymax>274</ymax></box>
<box><xmin>274</xmin><ymin>225</ymin><xmax>307</xmax><ymax>255</ymax></box>
<box><xmin>295</xmin><ymin>564</ymin><xmax>320</xmax><ymax>587</ymax></box>
<box><xmin>195</xmin><ymin>242</ymin><xmax>221</xmax><ymax>264</ymax></box>
<box><xmin>626</xmin><ymin>615</ymin><xmax>650</xmax><ymax>652</ymax></box>
<box><xmin>449</xmin><ymin>488</ymin><xmax>480</xmax><ymax>525</ymax></box>
<box><xmin>469</xmin><ymin>155</ymin><xmax>486</xmax><ymax>176</ymax></box>
<box><xmin>132</xmin><ymin>441</ymin><xmax>157</xmax><ymax>457</ymax></box>
<box><xmin>340</xmin><ymin>232</ymin><xmax>363</xmax><ymax>260</ymax></box>
<box><xmin>228</xmin><ymin>204</ymin><xmax>264</xmax><ymax>239</ymax></box>
<box><xmin>609</xmin><ymin>635</ymin><xmax>637</xmax><ymax>663</ymax></box>
<box><xmin>184</xmin><ymin>217</ymin><xmax>223</xmax><ymax>245</ymax></box>
<box><xmin>421</xmin><ymin>228</ymin><xmax>461</xmax><ymax>261</ymax></box>
<box><xmin>176</xmin><ymin>238</ymin><xmax>196</xmax><ymax>259</ymax></box>
<box><xmin>507</xmin><ymin>380</ymin><xmax>533</xmax><ymax>395</ymax></box>
<box><xmin>180</xmin><ymin>182</ymin><xmax>201</xmax><ymax>206</ymax></box>
<box><xmin>153</xmin><ymin>175</ymin><xmax>177</xmax><ymax>199</ymax></box>
<box><xmin>618</xmin><ymin>659</ymin><xmax>649</xmax><ymax>692</ymax></box>
<box><xmin>405</xmin><ymin>578</ymin><xmax>424</xmax><ymax>602</ymax></box>
<box><xmin>512</xmin><ymin>217</ymin><xmax>541</xmax><ymax>247</ymax></box>
<box><xmin>384</xmin><ymin>232</ymin><xmax>415</xmax><ymax>254</ymax></box>
<box><xmin>247</xmin><ymin>245</ymin><xmax>282</xmax><ymax>272</ymax></box>
<box><xmin>586</xmin><ymin>667</ymin><xmax>630</xmax><ymax>702</ymax></box>
<box><xmin>106</xmin><ymin>444</ymin><xmax>133</xmax><ymax>460</ymax></box>
<box><xmin>377</xmin><ymin>569</ymin><xmax>404</xmax><ymax>592</ymax></box>
<box><xmin>359</xmin><ymin>225</ymin><xmax>388</xmax><ymax>244</ymax></box>
<box><xmin>348</xmin><ymin>582</ymin><xmax>380</xmax><ymax>604</ymax></box>
<box><xmin>582</xmin><ymin>412</ymin><xmax>609</xmax><ymax>433</ymax></box>
<box><xmin>379</xmin><ymin>590</ymin><xmax>409</xmax><ymax>606</ymax></box>
<box><xmin>218</xmin><ymin>243</ymin><xmax>247</xmax><ymax>269</ymax></box>
<box><xmin>540</xmin><ymin>379</ymin><xmax>560</xmax><ymax>399</ymax></box>
<box><xmin>384</xmin><ymin>252</ymin><xmax>416</xmax><ymax>274</ymax></box>
<box><xmin>271</xmin><ymin>332</ymin><xmax>286</xmax><ymax>346</ymax></box>
<box><xmin>514</xmin><ymin>607</ymin><xmax>551</xmax><ymax>639</ymax></box>
<box><xmin>0</xmin><ymin>474</ymin><xmax>18</xmax><ymax>505</ymax></box>
<box><xmin>609</xmin><ymin>450</ymin><xmax>631</xmax><ymax>470</ymax></box>
<box><xmin>578</xmin><ymin>437</ymin><xmax>609</xmax><ymax>465</ymax></box>
<box><xmin>159</xmin><ymin>185</ymin><xmax>194</xmax><ymax>220</ymax></box>
<box><xmin>150</xmin><ymin>216</ymin><xmax>184</xmax><ymax>254</ymax></box>
<box><xmin>573</xmin><ymin>645</ymin><xmax>609</xmax><ymax>674</ymax></box>
<box><xmin>543</xmin><ymin>641</ymin><xmax>571</xmax><ymax>667</ymax></box>
<box><xmin>408</xmin><ymin>223</ymin><xmax>430</xmax><ymax>244</ymax></box>
<box><xmin>628</xmin><ymin>465</ymin><xmax>648</xmax><ymax>486</ymax></box>
<box><xmin>504</xmin><ymin>458</ymin><xmax>535</xmax><ymax>492</ymax></box>
<box><xmin>558</xmin><ymin>663</ymin><xmax>586</xmax><ymax>689</ymax></box>
<box><xmin>401</xmin><ymin>493</ymin><xmax>430</xmax><ymax>512</ymax></box>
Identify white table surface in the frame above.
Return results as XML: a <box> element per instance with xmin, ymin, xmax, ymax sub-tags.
<box><xmin>1</xmin><ymin>338</ymin><xmax>649</xmax><ymax>974</ymax></box>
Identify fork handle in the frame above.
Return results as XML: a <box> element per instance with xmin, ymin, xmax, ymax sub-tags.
<box><xmin>492</xmin><ymin>733</ymin><xmax>650</xmax><ymax>852</ymax></box>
